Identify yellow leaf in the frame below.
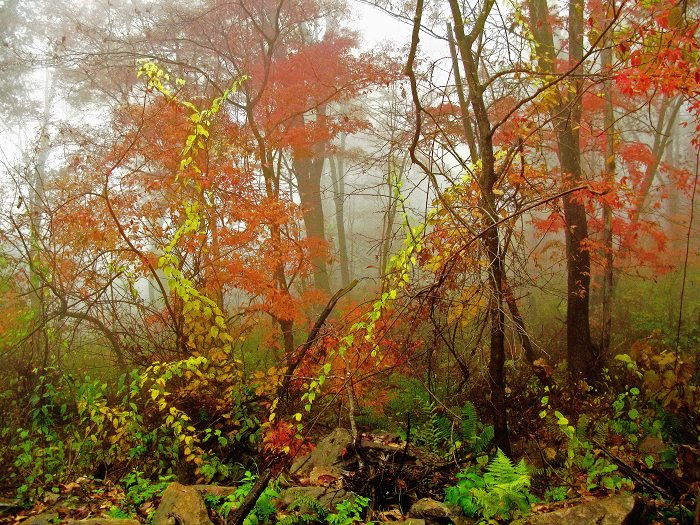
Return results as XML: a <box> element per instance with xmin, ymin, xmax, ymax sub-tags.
<box><xmin>447</xmin><ymin>301</ymin><xmax>463</xmax><ymax>324</ymax></box>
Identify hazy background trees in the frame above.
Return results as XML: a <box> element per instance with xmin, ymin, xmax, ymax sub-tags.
<box><xmin>0</xmin><ymin>0</ymin><xmax>698</xmax><ymax>503</ymax></box>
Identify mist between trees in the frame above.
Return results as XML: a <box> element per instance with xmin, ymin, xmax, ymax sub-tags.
<box><xmin>0</xmin><ymin>0</ymin><xmax>698</xmax><ymax>520</ymax></box>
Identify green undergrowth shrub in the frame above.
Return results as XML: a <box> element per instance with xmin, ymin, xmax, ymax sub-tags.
<box><xmin>1</xmin><ymin>358</ymin><xmax>270</xmax><ymax>502</ymax></box>
<box><xmin>277</xmin><ymin>494</ymin><xmax>370</xmax><ymax>525</ymax></box>
<box><xmin>387</xmin><ymin>381</ymin><xmax>494</xmax><ymax>461</ymax></box>
<box><xmin>513</xmin><ymin>342</ymin><xmax>700</xmax><ymax>524</ymax></box>
<box><xmin>612</xmin><ymin>271</ymin><xmax>700</xmax><ymax>351</ymax></box>
<box><xmin>410</xmin><ymin>397</ymin><xmax>494</xmax><ymax>459</ymax></box>
<box><xmin>108</xmin><ymin>469</ymin><xmax>175</xmax><ymax>520</ymax></box>
<box><xmin>445</xmin><ymin>449</ymin><xmax>535</xmax><ymax>523</ymax></box>
<box><xmin>204</xmin><ymin>471</ymin><xmax>279</xmax><ymax>525</ymax></box>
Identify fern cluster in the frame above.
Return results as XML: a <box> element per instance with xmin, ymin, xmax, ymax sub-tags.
<box><xmin>277</xmin><ymin>496</ymin><xmax>329</xmax><ymax>525</ymax></box>
<box><xmin>459</xmin><ymin>402</ymin><xmax>494</xmax><ymax>454</ymax></box>
<box><xmin>445</xmin><ymin>449</ymin><xmax>534</xmax><ymax>522</ymax></box>
<box><xmin>278</xmin><ymin>495</ymin><xmax>369</xmax><ymax>525</ymax></box>
<box><xmin>411</xmin><ymin>398</ymin><xmax>494</xmax><ymax>459</ymax></box>
<box><xmin>412</xmin><ymin>398</ymin><xmax>451</xmax><ymax>452</ymax></box>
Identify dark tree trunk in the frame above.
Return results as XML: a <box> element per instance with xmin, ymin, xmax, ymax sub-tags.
<box><xmin>527</xmin><ymin>0</ymin><xmax>598</xmax><ymax>379</ymax></box>
<box><xmin>329</xmin><ymin>154</ymin><xmax>350</xmax><ymax>287</ymax></box>
<box><xmin>292</xmin><ymin>104</ymin><xmax>331</xmax><ymax>294</ymax></box>
<box><xmin>558</xmin><ymin>126</ymin><xmax>598</xmax><ymax>377</ymax></box>
<box><xmin>601</xmin><ymin>33</ymin><xmax>615</xmax><ymax>356</ymax></box>
<box><xmin>294</xmin><ymin>153</ymin><xmax>331</xmax><ymax>293</ymax></box>
<box><xmin>629</xmin><ymin>96</ymin><xmax>682</xmax><ymax>226</ymax></box>
<box><xmin>448</xmin><ymin>0</ymin><xmax>511</xmax><ymax>455</ymax></box>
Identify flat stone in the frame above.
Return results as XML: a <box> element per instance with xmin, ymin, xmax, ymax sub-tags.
<box><xmin>152</xmin><ymin>482</ymin><xmax>213</xmax><ymax>525</ymax></box>
<box><xmin>291</xmin><ymin>428</ymin><xmax>353</xmax><ymax>475</ymax></box>
<box><xmin>445</xmin><ymin>504</ymin><xmax>477</xmax><ymax>525</ymax></box>
<box><xmin>528</xmin><ymin>494</ymin><xmax>645</xmax><ymax>525</ymax></box>
<box><xmin>23</xmin><ymin>512</ymin><xmax>59</xmax><ymax>525</ymax></box>
<box><xmin>192</xmin><ymin>485</ymin><xmax>240</xmax><ymax>498</ymax></box>
<box><xmin>409</xmin><ymin>498</ymin><xmax>451</xmax><ymax>520</ymax></box>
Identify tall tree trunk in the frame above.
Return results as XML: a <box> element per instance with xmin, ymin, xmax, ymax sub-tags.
<box><xmin>294</xmin><ymin>153</ymin><xmax>330</xmax><ymax>293</ymax></box>
<box><xmin>601</xmin><ymin>27</ymin><xmax>615</xmax><ymax>356</ymax></box>
<box><xmin>379</xmin><ymin>153</ymin><xmax>404</xmax><ymax>277</ymax></box>
<box><xmin>447</xmin><ymin>0</ymin><xmax>511</xmax><ymax>454</ymax></box>
<box><xmin>665</xmin><ymin>123</ymin><xmax>680</xmax><ymax>242</ymax></box>
<box><xmin>527</xmin><ymin>0</ymin><xmax>598</xmax><ymax>378</ymax></box>
<box><xmin>292</xmin><ymin>107</ymin><xmax>331</xmax><ymax>294</ymax></box>
<box><xmin>446</xmin><ymin>22</ymin><xmax>479</xmax><ymax>162</ymax></box>
<box><xmin>629</xmin><ymin>96</ymin><xmax>682</xmax><ymax>226</ymax></box>
<box><xmin>329</xmin><ymin>153</ymin><xmax>350</xmax><ymax>287</ymax></box>
<box><xmin>28</xmin><ymin>67</ymin><xmax>54</xmax><ymax>369</ymax></box>
<box><xmin>247</xmin><ymin>101</ymin><xmax>296</xmax><ymax>356</ymax></box>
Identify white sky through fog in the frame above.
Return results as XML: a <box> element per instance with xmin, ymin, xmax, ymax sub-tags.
<box><xmin>350</xmin><ymin>0</ymin><xmax>447</xmax><ymax>58</ymax></box>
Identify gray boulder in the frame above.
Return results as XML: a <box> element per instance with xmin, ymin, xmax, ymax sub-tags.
<box><xmin>152</xmin><ymin>482</ymin><xmax>214</xmax><ymax>525</ymax></box>
<box><xmin>528</xmin><ymin>494</ymin><xmax>645</xmax><ymax>525</ymax></box>
<box><xmin>408</xmin><ymin>498</ymin><xmax>451</xmax><ymax>521</ymax></box>
<box><xmin>291</xmin><ymin>428</ymin><xmax>353</xmax><ymax>476</ymax></box>
<box><xmin>23</xmin><ymin>512</ymin><xmax>59</xmax><ymax>525</ymax></box>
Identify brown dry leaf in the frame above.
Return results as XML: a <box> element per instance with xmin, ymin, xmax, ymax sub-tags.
<box><xmin>61</xmin><ymin>482</ymin><xmax>81</xmax><ymax>494</ymax></box>
<box><xmin>139</xmin><ymin>501</ymin><xmax>153</xmax><ymax>516</ymax></box>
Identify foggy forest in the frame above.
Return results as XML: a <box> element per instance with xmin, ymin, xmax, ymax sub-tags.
<box><xmin>0</xmin><ymin>0</ymin><xmax>698</xmax><ymax>523</ymax></box>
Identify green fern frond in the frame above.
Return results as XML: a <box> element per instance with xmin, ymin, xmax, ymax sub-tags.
<box><xmin>576</xmin><ymin>414</ymin><xmax>590</xmax><ymax>440</ymax></box>
<box><xmin>485</xmin><ymin>449</ymin><xmax>516</xmax><ymax>480</ymax></box>
<box><xmin>460</xmin><ymin>401</ymin><xmax>478</xmax><ymax>440</ymax></box>
<box><xmin>532</xmin><ymin>466</ymin><xmax>548</xmax><ymax>478</ymax></box>
<box><xmin>445</xmin><ymin>450</ymin><xmax>534</xmax><ymax>521</ymax></box>
<box><xmin>483</xmin><ymin>451</ymin><xmax>531</xmax><ymax>496</ymax></box>
<box><xmin>413</xmin><ymin>398</ymin><xmax>450</xmax><ymax>452</ymax></box>
<box><xmin>594</xmin><ymin>421</ymin><xmax>609</xmax><ymax>445</ymax></box>
<box><xmin>543</xmin><ymin>414</ymin><xmax>561</xmax><ymax>436</ymax></box>
<box><xmin>288</xmin><ymin>495</ymin><xmax>329</xmax><ymax>518</ymax></box>
<box><xmin>475</xmin><ymin>425</ymin><xmax>494</xmax><ymax>453</ymax></box>
<box><xmin>277</xmin><ymin>513</ymin><xmax>320</xmax><ymax>525</ymax></box>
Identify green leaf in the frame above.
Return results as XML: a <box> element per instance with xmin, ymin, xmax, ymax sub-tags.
<box><xmin>554</xmin><ymin>411</ymin><xmax>568</xmax><ymax>425</ymax></box>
